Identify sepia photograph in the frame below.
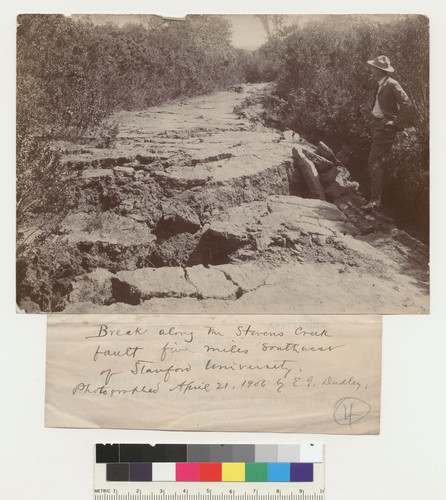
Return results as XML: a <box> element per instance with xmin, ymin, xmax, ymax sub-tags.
<box><xmin>16</xmin><ymin>13</ymin><xmax>429</xmax><ymax>314</ymax></box>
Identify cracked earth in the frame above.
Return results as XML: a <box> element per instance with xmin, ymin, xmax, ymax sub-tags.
<box><xmin>19</xmin><ymin>83</ymin><xmax>429</xmax><ymax>313</ymax></box>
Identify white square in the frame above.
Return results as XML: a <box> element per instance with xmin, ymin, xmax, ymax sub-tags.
<box><xmin>300</xmin><ymin>444</ymin><xmax>323</xmax><ymax>463</ymax></box>
<box><xmin>152</xmin><ymin>463</ymin><xmax>176</xmax><ymax>481</ymax></box>
<box><xmin>94</xmin><ymin>463</ymin><xmax>107</xmax><ymax>488</ymax></box>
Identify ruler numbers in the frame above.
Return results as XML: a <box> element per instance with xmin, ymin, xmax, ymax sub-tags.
<box><xmin>94</xmin><ymin>490</ymin><xmax>324</xmax><ymax>500</ymax></box>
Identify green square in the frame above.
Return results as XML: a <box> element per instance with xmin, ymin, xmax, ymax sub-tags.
<box><xmin>245</xmin><ymin>463</ymin><xmax>268</xmax><ymax>482</ymax></box>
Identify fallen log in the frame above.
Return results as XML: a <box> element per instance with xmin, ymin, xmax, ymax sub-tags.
<box><xmin>292</xmin><ymin>147</ymin><xmax>326</xmax><ymax>201</ymax></box>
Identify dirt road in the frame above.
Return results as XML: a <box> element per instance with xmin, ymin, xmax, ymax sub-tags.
<box><xmin>19</xmin><ymin>83</ymin><xmax>429</xmax><ymax>313</ymax></box>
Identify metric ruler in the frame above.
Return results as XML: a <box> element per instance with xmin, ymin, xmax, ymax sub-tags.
<box><xmin>94</xmin><ymin>444</ymin><xmax>325</xmax><ymax>500</ymax></box>
<box><xmin>93</xmin><ymin>484</ymin><xmax>325</xmax><ymax>500</ymax></box>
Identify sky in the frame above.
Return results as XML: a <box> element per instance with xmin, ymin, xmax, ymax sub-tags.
<box><xmin>221</xmin><ymin>15</ymin><xmax>267</xmax><ymax>50</ymax></box>
<box><xmin>71</xmin><ymin>13</ymin><xmax>409</xmax><ymax>51</ymax></box>
<box><xmin>70</xmin><ymin>14</ymin><xmax>317</xmax><ymax>50</ymax></box>
<box><xmin>71</xmin><ymin>14</ymin><xmax>269</xmax><ymax>49</ymax></box>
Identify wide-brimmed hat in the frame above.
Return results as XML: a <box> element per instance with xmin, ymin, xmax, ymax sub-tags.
<box><xmin>367</xmin><ymin>55</ymin><xmax>395</xmax><ymax>73</ymax></box>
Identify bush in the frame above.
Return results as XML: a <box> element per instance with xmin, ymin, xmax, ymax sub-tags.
<box><xmin>384</xmin><ymin>128</ymin><xmax>429</xmax><ymax>242</ymax></box>
<box><xmin>243</xmin><ymin>38</ymin><xmax>285</xmax><ymax>83</ymax></box>
<box><xmin>16</xmin><ymin>133</ymin><xmax>76</xmax><ymax>235</ymax></box>
<box><xmin>17</xmin><ymin>238</ymin><xmax>85</xmax><ymax>311</ymax></box>
<box><xmin>16</xmin><ymin>15</ymin><xmax>251</xmax><ymax>310</ymax></box>
<box><xmin>16</xmin><ymin>132</ymin><xmax>79</xmax><ymax>309</ymax></box>
<box><xmin>17</xmin><ymin>14</ymin><xmax>247</xmax><ymax>140</ymax></box>
<box><xmin>258</xmin><ymin>15</ymin><xmax>429</xmax><ymax>241</ymax></box>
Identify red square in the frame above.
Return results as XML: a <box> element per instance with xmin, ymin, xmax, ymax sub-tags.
<box><xmin>199</xmin><ymin>463</ymin><xmax>222</xmax><ymax>482</ymax></box>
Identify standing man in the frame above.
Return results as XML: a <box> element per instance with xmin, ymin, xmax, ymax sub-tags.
<box><xmin>363</xmin><ymin>55</ymin><xmax>414</xmax><ymax>211</ymax></box>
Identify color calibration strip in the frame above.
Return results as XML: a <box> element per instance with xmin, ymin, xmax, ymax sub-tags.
<box><xmin>96</xmin><ymin>444</ymin><xmax>322</xmax><ymax>483</ymax></box>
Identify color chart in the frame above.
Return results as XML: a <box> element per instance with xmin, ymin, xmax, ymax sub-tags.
<box><xmin>94</xmin><ymin>444</ymin><xmax>325</xmax><ymax>500</ymax></box>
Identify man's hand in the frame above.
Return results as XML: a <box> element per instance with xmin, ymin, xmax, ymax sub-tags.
<box><xmin>384</xmin><ymin>120</ymin><xmax>398</xmax><ymax>131</ymax></box>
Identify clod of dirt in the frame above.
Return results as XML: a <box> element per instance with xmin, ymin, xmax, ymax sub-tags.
<box><xmin>154</xmin><ymin>201</ymin><xmax>201</xmax><ymax>240</ymax></box>
<box><xmin>112</xmin><ymin>267</ymin><xmax>197</xmax><ymax>304</ymax></box>
<box><xmin>69</xmin><ymin>268</ymin><xmax>114</xmax><ymax>305</ymax></box>
<box><xmin>186</xmin><ymin>265</ymin><xmax>239</xmax><ymax>300</ymax></box>
<box><xmin>60</xmin><ymin>211</ymin><xmax>156</xmax><ymax>246</ymax></box>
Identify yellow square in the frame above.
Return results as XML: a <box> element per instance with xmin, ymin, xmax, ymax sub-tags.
<box><xmin>222</xmin><ymin>463</ymin><xmax>245</xmax><ymax>482</ymax></box>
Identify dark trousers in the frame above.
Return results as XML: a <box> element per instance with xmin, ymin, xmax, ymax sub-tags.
<box><xmin>368</xmin><ymin>117</ymin><xmax>398</xmax><ymax>202</ymax></box>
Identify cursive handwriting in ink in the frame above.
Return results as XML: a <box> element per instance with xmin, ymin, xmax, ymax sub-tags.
<box><xmin>204</xmin><ymin>341</ymin><xmax>248</xmax><ymax>355</ymax></box>
<box><xmin>236</xmin><ymin>324</ymin><xmax>284</xmax><ymax>337</ymax></box>
<box><xmin>295</xmin><ymin>326</ymin><xmax>331</xmax><ymax>337</ymax></box>
<box><xmin>131</xmin><ymin>360</ymin><xmax>192</xmax><ymax>382</ymax></box>
<box><xmin>72</xmin><ymin>381</ymin><xmax>160</xmax><ymax>397</ymax></box>
<box><xmin>261</xmin><ymin>342</ymin><xmax>344</xmax><ymax>354</ymax></box>
<box><xmin>205</xmin><ymin>358</ymin><xmax>298</xmax><ymax>378</ymax></box>
<box><xmin>159</xmin><ymin>326</ymin><xmax>193</xmax><ymax>343</ymax></box>
<box><xmin>206</xmin><ymin>326</ymin><xmax>223</xmax><ymax>336</ymax></box>
<box><xmin>159</xmin><ymin>342</ymin><xmax>194</xmax><ymax>362</ymax></box>
<box><xmin>169</xmin><ymin>380</ymin><xmax>211</xmax><ymax>394</ymax></box>
<box><xmin>86</xmin><ymin>324</ymin><xmax>148</xmax><ymax>339</ymax></box>
<box><xmin>322</xmin><ymin>375</ymin><xmax>362</xmax><ymax>391</ymax></box>
<box><xmin>100</xmin><ymin>368</ymin><xmax>123</xmax><ymax>385</ymax></box>
<box><xmin>93</xmin><ymin>345</ymin><xmax>143</xmax><ymax>362</ymax></box>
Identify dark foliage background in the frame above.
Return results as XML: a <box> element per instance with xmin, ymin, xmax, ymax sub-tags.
<box><xmin>16</xmin><ymin>14</ymin><xmax>249</xmax><ymax>309</ymax></box>
<box><xmin>16</xmin><ymin>16</ymin><xmax>246</xmax><ymax>230</ymax></box>
<box><xmin>17</xmin><ymin>14</ymin><xmax>246</xmax><ymax>139</ymax></box>
<box><xmin>16</xmin><ymin>14</ymin><xmax>429</xmax><ymax>279</ymax></box>
<box><xmin>249</xmin><ymin>15</ymin><xmax>429</xmax><ymax>242</ymax></box>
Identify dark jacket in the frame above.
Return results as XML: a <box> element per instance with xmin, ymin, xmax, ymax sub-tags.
<box><xmin>371</xmin><ymin>76</ymin><xmax>414</xmax><ymax>129</ymax></box>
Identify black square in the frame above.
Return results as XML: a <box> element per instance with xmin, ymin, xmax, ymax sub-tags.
<box><xmin>120</xmin><ymin>444</ymin><xmax>159</xmax><ymax>462</ymax></box>
<box><xmin>162</xmin><ymin>444</ymin><xmax>187</xmax><ymax>462</ymax></box>
<box><xmin>96</xmin><ymin>444</ymin><xmax>119</xmax><ymax>463</ymax></box>
<box><xmin>120</xmin><ymin>444</ymin><xmax>187</xmax><ymax>462</ymax></box>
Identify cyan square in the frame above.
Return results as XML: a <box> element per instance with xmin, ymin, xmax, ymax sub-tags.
<box><xmin>268</xmin><ymin>462</ymin><xmax>290</xmax><ymax>482</ymax></box>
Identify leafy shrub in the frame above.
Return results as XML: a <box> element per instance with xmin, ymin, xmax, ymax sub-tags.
<box><xmin>17</xmin><ymin>238</ymin><xmax>85</xmax><ymax>311</ymax></box>
<box><xmin>17</xmin><ymin>14</ymin><xmax>246</xmax><ymax>140</ymax></box>
<box><xmin>243</xmin><ymin>39</ymin><xmax>284</xmax><ymax>83</ymax></box>
<box><xmin>93</xmin><ymin>121</ymin><xmax>119</xmax><ymax>149</ymax></box>
<box><xmin>384</xmin><ymin>128</ymin><xmax>429</xmax><ymax>242</ymax></box>
<box><xmin>256</xmin><ymin>15</ymin><xmax>429</xmax><ymax>241</ymax></box>
<box><xmin>16</xmin><ymin>133</ymin><xmax>76</xmax><ymax>235</ymax></box>
<box><xmin>16</xmin><ymin>134</ymin><xmax>80</xmax><ymax>310</ymax></box>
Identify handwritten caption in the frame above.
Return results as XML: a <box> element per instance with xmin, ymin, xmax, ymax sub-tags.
<box><xmin>72</xmin><ymin>322</ymin><xmax>368</xmax><ymax>420</ymax></box>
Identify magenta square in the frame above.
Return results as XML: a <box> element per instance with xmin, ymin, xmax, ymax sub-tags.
<box><xmin>176</xmin><ymin>462</ymin><xmax>199</xmax><ymax>481</ymax></box>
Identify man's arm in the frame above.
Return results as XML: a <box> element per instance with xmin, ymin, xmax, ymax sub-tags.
<box><xmin>390</xmin><ymin>80</ymin><xmax>415</xmax><ymax>129</ymax></box>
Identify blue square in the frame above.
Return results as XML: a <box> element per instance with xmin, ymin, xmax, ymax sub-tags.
<box><xmin>267</xmin><ymin>463</ymin><xmax>290</xmax><ymax>482</ymax></box>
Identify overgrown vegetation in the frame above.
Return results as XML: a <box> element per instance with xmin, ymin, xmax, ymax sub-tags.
<box><xmin>16</xmin><ymin>132</ymin><xmax>79</xmax><ymax>310</ymax></box>
<box><xmin>252</xmin><ymin>15</ymin><xmax>429</xmax><ymax>241</ymax></box>
<box><xmin>17</xmin><ymin>14</ymin><xmax>246</xmax><ymax>139</ymax></box>
<box><xmin>242</xmin><ymin>15</ymin><xmax>293</xmax><ymax>83</ymax></box>
<box><xmin>16</xmin><ymin>133</ymin><xmax>76</xmax><ymax>245</ymax></box>
<box><xmin>16</xmin><ymin>14</ymin><xmax>248</xmax><ymax>310</ymax></box>
<box><xmin>16</xmin><ymin>14</ymin><xmax>430</xmax><ymax>310</ymax></box>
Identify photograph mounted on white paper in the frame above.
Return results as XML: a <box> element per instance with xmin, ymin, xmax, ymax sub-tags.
<box><xmin>17</xmin><ymin>14</ymin><xmax>429</xmax><ymax>314</ymax></box>
<box><xmin>45</xmin><ymin>315</ymin><xmax>382</xmax><ymax>434</ymax></box>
